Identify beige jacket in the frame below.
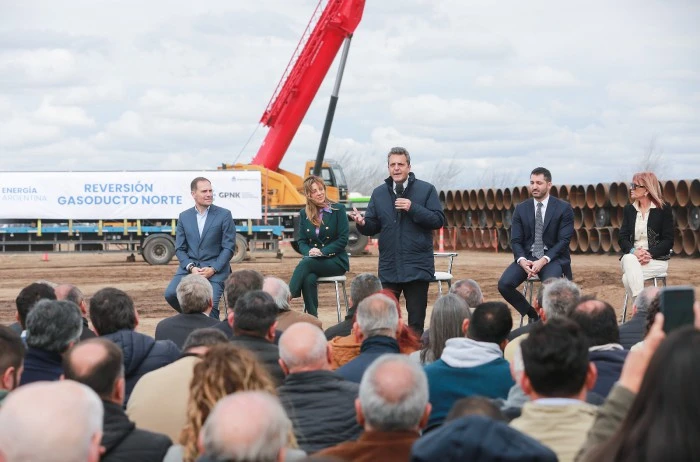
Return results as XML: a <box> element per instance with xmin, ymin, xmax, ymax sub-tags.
<box><xmin>510</xmin><ymin>400</ymin><xmax>597</xmax><ymax>462</ymax></box>
<box><xmin>276</xmin><ymin>310</ymin><xmax>323</xmax><ymax>332</ymax></box>
<box><xmin>126</xmin><ymin>355</ymin><xmax>199</xmax><ymax>442</ymax></box>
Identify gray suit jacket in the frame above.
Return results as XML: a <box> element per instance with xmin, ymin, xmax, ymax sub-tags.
<box><xmin>174</xmin><ymin>204</ymin><xmax>235</xmax><ymax>282</ymax></box>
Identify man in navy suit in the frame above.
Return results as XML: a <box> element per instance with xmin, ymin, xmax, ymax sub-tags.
<box><xmin>498</xmin><ymin>167</ymin><xmax>574</xmax><ymax>322</ymax></box>
<box><xmin>164</xmin><ymin>177</ymin><xmax>236</xmax><ymax>320</ymax></box>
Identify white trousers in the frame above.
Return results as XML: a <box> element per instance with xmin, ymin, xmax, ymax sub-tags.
<box><xmin>620</xmin><ymin>254</ymin><xmax>668</xmax><ymax>297</ymax></box>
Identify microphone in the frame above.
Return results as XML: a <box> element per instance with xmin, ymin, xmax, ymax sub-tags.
<box><xmin>395</xmin><ymin>182</ymin><xmax>404</xmax><ymax>197</ymax></box>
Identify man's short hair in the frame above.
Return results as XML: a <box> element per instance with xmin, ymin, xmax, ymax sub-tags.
<box><xmin>202</xmin><ymin>391</ymin><xmax>291</xmax><ymax>462</ymax></box>
<box><xmin>263</xmin><ymin>276</ymin><xmax>291</xmax><ymax>312</ymax></box>
<box><xmin>446</xmin><ymin>396</ymin><xmax>505</xmax><ymax>422</ymax></box>
<box><xmin>531</xmin><ymin>167</ymin><xmax>552</xmax><ymax>182</ymax></box>
<box><xmin>63</xmin><ymin>338</ymin><xmax>124</xmax><ymax>400</ymax></box>
<box><xmin>570</xmin><ymin>298</ymin><xmax>620</xmax><ymax>346</ymax></box>
<box><xmin>0</xmin><ymin>381</ymin><xmax>103</xmax><ymax>462</ymax></box>
<box><xmin>233</xmin><ymin>291</ymin><xmax>278</xmax><ymax>337</ymax></box>
<box><xmin>182</xmin><ymin>328</ymin><xmax>230</xmax><ymax>352</ymax></box>
<box><xmin>176</xmin><ymin>274</ymin><xmax>213</xmax><ymax>314</ymax></box>
<box><xmin>387</xmin><ymin>146</ymin><xmax>411</xmax><ymax>165</ymax></box>
<box><xmin>15</xmin><ymin>282</ymin><xmax>57</xmax><ymax>328</ymax></box>
<box><xmin>56</xmin><ymin>284</ymin><xmax>85</xmax><ymax>306</ymax></box>
<box><xmin>350</xmin><ymin>273</ymin><xmax>382</xmax><ymax>307</ymax></box>
<box><xmin>278</xmin><ymin>323</ymin><xmax>328</xmax><ymax>370</ymax></box>
<box><xmin>542</xmin><ymin>278</ymin><xmax>580</xmax><ymax>319</ymax></box>
<box><xmin>359</xmin><ymin>354</ymin><xmax>428</xmax><ymax>431</ymax></box>
<box><xmin>449</xmin><ymin>279</ymin><xmax>483</xmax><ymax>308</ymax></box>
<box><xmin>467</xmin><ymin>302</ymin><xmax>513</xmax><ymax>344</ymax></box>
<box><xmin>356</xmin><ymin>293</ymin><xmax>399</xmax><ymax>338</ymax></box>
<box><xmin>190</xmin><ymin>176</ymin><xmax>210</xmax><ymax>192</ymax></box>
<box><xmin>521</xmin><ymin>318</ymin><xmax>590</xmax><ymax>397</ymax></box>
<box><xmin>89</xmin><ymin>287</ymin><xmax>137</xmax><ymax>335</ymax></box>
<box><xmin>0</xmin><ymin>325</ymin><xmax>25</xmax><ymax>383</ymax></box>
<box><xmin>635</xmin><ymin>286</ymin><xmax>659</xmax><ymax>313</ymax></box>
<box><xmin>225</xmin><ymin>270</ymin><xmax>264</xmax><ymax>309</ymax></box>
<box><xmin>26</xmin><ymin>300</ymin><xmax>83</xmax><ymax>353</ymax></box>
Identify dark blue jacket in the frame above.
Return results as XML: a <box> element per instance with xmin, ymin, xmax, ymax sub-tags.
<box><xmin>336</xmin><ymin>336</ymin><xmax>400</xmax><ymax>383</ymax></box>
<box><xmin>103</xmin><ymin>330</ymin><xmax>180</xmax><ymax>402</ymax></box>
<box><xmin>589</xmin><ymin>349</ymin><xmax>628</xmax><ymax>398</ymax></box>
<box><xmin>19</xmin><ymin>348</ymin><xmax>64</xmax><ymax>386</ymax></box>
<box><xmin>358</xmin><ymin>173</ymin><xmax>444</xmax><ymax>283</ymax></box>
<box><xmin>619</xmin><ymin>311</ymin><xmax>646</xmax><ymax>350</ymax></box>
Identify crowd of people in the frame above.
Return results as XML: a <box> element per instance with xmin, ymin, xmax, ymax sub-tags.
<box><xmin>0</xmin><ymin>269</ymin><xmax>698</xmax><ymax>461</ymax></box>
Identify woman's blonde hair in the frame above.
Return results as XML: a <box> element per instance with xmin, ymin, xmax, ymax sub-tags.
<box><xmin>633</xmin><ymin>172</ymin><xmax>665</xmax><ymax>208</ymax></box>
<box><xmin>179</xmin><ymin>344</ymin><xmax>277</xmax><ymax>462</ymax></box>
<box><xmin>303</xmin><ymin>175</ymin><xmax>332</xmax><ymax>227</ymax></box>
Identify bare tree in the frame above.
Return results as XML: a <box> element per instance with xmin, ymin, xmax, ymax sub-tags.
<box><xmin>637</xmin><ymin>136</ymin><xmax>668</xmax><ymax>177</ymax></box>
<box><xmin>424</xmin><ymin>154</ymin><xmax>462</xmax><ymax>189</ymax></box>
<box><xmin>476</xmin><ymin>167</ymin><xmax>522</xmax><ymax>189</ymax></box>
<box><xmin>333</xmin><ymin>150</ymin><xmax>386</xmax><ymax>195</ymax></box>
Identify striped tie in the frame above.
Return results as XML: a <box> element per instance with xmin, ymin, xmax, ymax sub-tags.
<box><xmin>533</xmin><ymin>202</ymin><xmax>544</xmax><ymax>258</ymax></box>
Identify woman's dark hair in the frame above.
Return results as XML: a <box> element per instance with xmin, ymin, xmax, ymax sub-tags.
<box><xmin>583</xmin><ymin>327</ymin><xmax>700</xmax><ymax>462</ymax></box>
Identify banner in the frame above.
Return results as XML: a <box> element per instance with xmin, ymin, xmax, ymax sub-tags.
<box><xmin>0</xmin><ymin>171</ymin><xmax>262</xmax><ymax>219</ymax></box>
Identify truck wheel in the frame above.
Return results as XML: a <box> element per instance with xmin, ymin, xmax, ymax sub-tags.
<box><xmin>346</xmin><ymin>222</ymin><xmax>368</xmax><ymax>256</ymax></box>
<box><xmin>231</xmin><ymin>234</ymin><xmax>248</xmax><ymax>264</ymax></box>
<box><xmin>142</xmin><ymin>236</ymin><xmax>175</xmax><ymax>265</ymax></box>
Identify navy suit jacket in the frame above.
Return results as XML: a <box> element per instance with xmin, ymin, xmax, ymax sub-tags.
<box><xmin>174</xmin><ymin>204</ymin><xmax>235</xmax><ymax>281</ymax></box>
<box><xmin>510</xmin><ymin>196</ymin><xmax>574</xmax><ymax>269</ymax></box>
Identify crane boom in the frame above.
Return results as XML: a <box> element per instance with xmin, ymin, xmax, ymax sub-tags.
<box><xmin>251</xmin><ymin>0</ymin><xmax>365</xmax><ymax>171</ymax></box>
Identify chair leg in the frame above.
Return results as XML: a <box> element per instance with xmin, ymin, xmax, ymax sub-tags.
<box><xmin>438</xmin><ymin>281</ymin><xmax>443</xmax><ymax>297</ymax></box>
<box><xmin>334</xmin><ymin>282</ymin><xmax>342</xmax><ymax>323</ymax></box>
<box><xmin>341</xmin><ymin>282</ymin><xmax>349</xmax><ymax>316</ymax></box>
<box><xmin>621</xmin><ymin>292</ymin><xmax>629</xmax><ymax>323</ymax></box>
<box><xmin>519</xmin><ymin>315</ymin><xmax>524</xmax><ymax>328</ymax></box>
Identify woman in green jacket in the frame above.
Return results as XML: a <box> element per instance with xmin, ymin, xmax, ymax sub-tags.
<box><xmin>289</xmin><ymin>175</ymin><xmax>350</xmax><ymax>317</ymax></box>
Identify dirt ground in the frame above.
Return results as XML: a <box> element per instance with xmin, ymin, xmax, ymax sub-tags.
<box><xmin>1</xmin><ymin>248</ymin><xmax>698</xmax><ymax>337</ymax></box>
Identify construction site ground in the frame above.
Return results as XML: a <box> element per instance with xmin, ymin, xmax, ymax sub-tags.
<box><xmin>1</xmin><ymin>249</ymin><xmax>698</xmax><ymax>337</ymax></box>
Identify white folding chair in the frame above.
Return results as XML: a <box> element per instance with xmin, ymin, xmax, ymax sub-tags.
<box><xmin>432</xmin><ymin>252</ymin><xmax>458</xmax><ymax>296</ymax></box>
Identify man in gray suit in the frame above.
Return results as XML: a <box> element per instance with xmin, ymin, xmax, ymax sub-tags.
<box><xmin>164</xmin><ymin>177</ymin><xmax>236</xmax><ymax>320</ymax></box>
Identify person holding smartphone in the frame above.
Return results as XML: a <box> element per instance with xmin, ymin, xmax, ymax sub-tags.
<box><xmin>618</xmin><ymin>172</ymin><xmax>673</xmax><ymax>300</ymax></box>
<box><xmin>289</xmin><ymin>175</ymin><xmax>349</xmax><ymax>317</ymax></box>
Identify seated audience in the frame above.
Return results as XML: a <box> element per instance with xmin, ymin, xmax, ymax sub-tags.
<box><xmin>230</xmin><ymin>290</ymin><xmax>285</xmax><ymax>384</ymax></box>
<box><xmin>277</xmin><ymin>322</ymin><xmax>362</xmax><ymax>453</ymax></box>
<box><xmin>509</xmin><ymin>318</ymin><xmax>598</xmax><ymax>462</ymax></box>
<box><xmin>264</xmin><ymin>276</ymin><xmax>322</xmax><ymax>331</ymax></box>
<box><xmin>410</xmin><ymin>293</ymin><xmax>471</xmax><ymax>365</ymax></box>
<box><xmin>126</xmin><ymin>328</ymin><xmax>229</xmax><ymax>440</ymax></box>
<box><xmin>445</xmin><ymin>396</ymin><xmax>506</xmax><ymax>423</ymax></box>
<box><xmin>89</xmin><ymin>287</ymin><xmax>180</xmax><ymax>401</ymax></box>
<box><xmin>0</xmin><ymin>325</ymin><xmax>25</xmax><ymax>404</ymax></box>
<box><xmin>20</xmin><ymin>299</ymin><xmax>83</xmax><ymax>385</ymax></box>
<box><xmin>570</xmin><ymin>298</ymin><xmax>628</xmax><ymax>397</ymax></box>
<box><xmin>506</xmin><ymin>278</ymin><xmax>555</xmax><ymax>341</ymax></box>
<box><xmin>155</xmin><ymin>274</ymin><xmax>219</xmax><ymax>348</ymax></box>
<box><xmin>449</xmin><ymin>278</ymin><xmax>484</xmax><ymax>310</ymax></box>
<box><xmin>316</xmin><ymin>355</ymin><xmax>431</xmax><ymax>462</ymax></box>
<box><xmin>411</xmin><ymin>415</ymin><xmax>557</xmax><ymax>462</ymax></box>
<box><xmin>173</xmin><ymin>344</ymin><xmax>278</xmax><ymax>462</ymax></box>
<box><xmin>336</xmin><ymin>293</ymin><xmax>401</xmax><ymax>383</ymax></box>
<box><xmin>619</xmin><ymin>286</ymin><xmax>659</xmax><ymax>349</ymax></box>
<box><xmin>324</xmin><ymin>273</ymin><xmax>382</xmax><ymax>340</ymax></box>
<box><xmin>504</xmin><ymin>278</ymin><xmax>580</xmax><ymax>362</ymax></box>
<box><xmin>55</xmin><ymin>283</ymin><xmax>97</xmax><ymax>341</ymax></box>
<box><xmin>63</xmin><ymin>338</ymin><xmax>172</xmax><ymax>462</ymax></box>
<box><xmin>212</xmin><ymin>269</ymin><xmax>265</xmax><ymax>338</ymax></box>
<box><xmin>424</xmin><ymin>301</ymin><xmax>514</xmax><ymax>428</ymax></box>
<box><xmin>580</xmin><ymin>310</ymin><xmax>700</xmax><ymax>462</ymax></box>
<box><xmin>331</xmin><ymin>289</ymin><xmax>420</xmax><ymax>369</ymax></box>
<box><xmin>199</xmin><ymin>391</ymin><xmax>293</xmax><ymax>462</ymax></box>
<box><xmin>9</xmin><ymin>282</ymin><xmax>56</xmax><ymax>337</ymax></box>
<box><xmin>0</xmin><ymin>380</ymin><xmax>103</xmax><ymax>462</ymax></box>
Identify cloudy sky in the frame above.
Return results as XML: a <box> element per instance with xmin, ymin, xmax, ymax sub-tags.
<box><xmin>1</xmin><ymin>0</ymin><xmax>699</xmax><ymax>189</ymax></box>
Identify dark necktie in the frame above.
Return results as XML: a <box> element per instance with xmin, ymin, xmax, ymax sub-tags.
<box><xmin>533</xmin><ymin>202</ymin><xmax>544</xmax><ymax>258</ymax></box>
<box><xmin>395</xmin><ymin>182</ymin><xmax>404</xmax><ymax>197</ymax></box>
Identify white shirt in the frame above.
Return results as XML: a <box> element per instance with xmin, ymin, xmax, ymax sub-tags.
<box><xmin>632</xmin><ymin>201</ymin><xmax>656</xmax><ymax>250</ymax></box>
<box><xmin>195</xmin><ymin>206</ymin><xmax>209</xmax><ymax>237</ymax></box>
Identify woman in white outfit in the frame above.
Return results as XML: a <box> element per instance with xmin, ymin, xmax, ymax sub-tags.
<box><xmin>618</xmin><ymin>172</ymin><xmax>673</xmax><ymax>299</ymax></box>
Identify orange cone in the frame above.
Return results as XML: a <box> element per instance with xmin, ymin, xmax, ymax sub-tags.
<box><xmin>41</xmin><ymin>253</ymin><xmax>49</xmax><ymax>262</ymax></box>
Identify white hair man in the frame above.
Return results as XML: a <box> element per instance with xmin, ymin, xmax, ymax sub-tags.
<box><xmin>155</xmin><ymin>274</ymin><xmax>219</xmax><ymax>349</ymax></box>
<box><xmin>0</xmin><ymin>381</ymin><xmax>103</xmax><ymax>462</ymax></box>
<box><xmin>336</xmin><ymin>293</ymin><xmax>400</xmax><ymax>383</ymax></box>
<box><xmin>199</xmin><ymin>391</ymin><xmax>292</xmax><ymax>462</ymax></box>
<box><xmin>264</xmin><ymin>276</ymin><xmax>322</xmax><ymax>331</ymax></box>
<box><xmin>317</xmin><ymin>354</ymin><xmax>431</xmax><ymax>461</ymax></box>
<box><xmin>277</xmin><ymin>322</ymin><xmax>361</xmax><ymax>453</ymax></box>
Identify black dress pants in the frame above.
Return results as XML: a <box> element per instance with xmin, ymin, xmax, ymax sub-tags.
<box><xmin>383</xmin><ymin>280</ymin><xmax>430</xmax><ymax>336</ymax></box>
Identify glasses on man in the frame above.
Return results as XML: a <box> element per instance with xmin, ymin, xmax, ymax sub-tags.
<box><xmin>630</xmin><ymin>183</ymin><xmax>646</xmax><ymax>190</ymax></box>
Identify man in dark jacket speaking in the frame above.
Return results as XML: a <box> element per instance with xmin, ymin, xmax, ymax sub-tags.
<box><xmin>350</xmin><ymin>147</ymin><xmax>445</xmax><ymax>334</ymax></box>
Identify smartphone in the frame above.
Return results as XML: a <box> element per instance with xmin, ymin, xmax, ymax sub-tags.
<box><xmin>659</xmin><ymin>286</ymin><xmax>696</xmax><ymax>334</ymax></box>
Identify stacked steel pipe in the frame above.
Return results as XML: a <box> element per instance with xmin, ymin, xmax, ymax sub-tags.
<box><xmin>436</xmin><ymin>179</ymin><xmax>700</xmax><ymax>257</ymax></box>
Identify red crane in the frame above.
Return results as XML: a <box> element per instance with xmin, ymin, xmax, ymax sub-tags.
<box><xmin>251</xmin><ymin>0</ymin><xmax>366</xmax><ymax>172</ymax></box>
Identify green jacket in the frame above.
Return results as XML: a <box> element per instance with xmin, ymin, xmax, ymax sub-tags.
<box><xmin>297</xmin><ymin>202</ymin><xmax>350</xmax><ymax>271</ymax></box>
